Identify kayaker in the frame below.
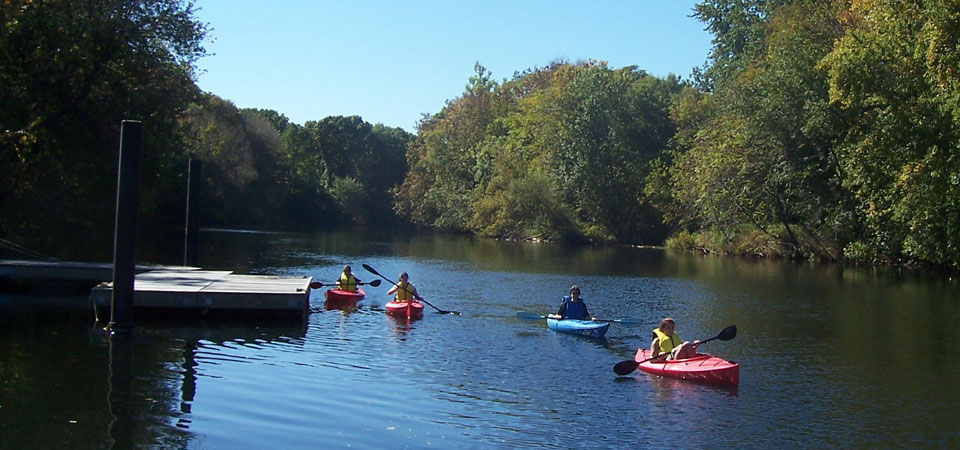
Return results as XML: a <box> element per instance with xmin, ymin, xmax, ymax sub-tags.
<box><xmin>336</xmin><ymin>265</ymin><xmax>362</xmax><ymax>292</ymax></box>
<box><xmin>387</xmin><ymin>272</ymin><xmax>419</xmax><ymax>302</ymax></box>
<box><xmin>549</xmin><ymin>285</ymin><xmax>596</xmax><ymax>320</ymax></box>
<box><xmin>650</xmin><ymin>317</ymin><xmax>699</xmax><ymax>361</ymax></box>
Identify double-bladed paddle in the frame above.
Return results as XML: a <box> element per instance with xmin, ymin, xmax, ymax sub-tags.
<box><xmin>362</xmin><ymin>263</ymin><xmax>461</xmax><ymax>315</ymax></box>
<box><xmin>612</xmin><ymin>325</ymin><xmax>737</xmax><ymax>376</ymax></box>
<box><xmin>309</xmin><ymin>279</ymin><xmax>381</xmax><ymax>289</ymax></box>
<box><xmin>516</xmin><ymin>311</ymin><xmax>640</xmax><ymax>325</ymax></box>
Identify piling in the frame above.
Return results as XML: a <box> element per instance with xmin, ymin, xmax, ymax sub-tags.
<box><xmin>183</xmin><ymin>158</ymin><xmax>201</xmax><ymax>267</ymax></box>
<box><xmin>108</xmin><ymin>120</ymin><xmax>142</xmax><ymax>335</ymax></box>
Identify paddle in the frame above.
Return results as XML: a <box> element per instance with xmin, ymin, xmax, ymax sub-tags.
<box><xmin>516</xmin><ymin>311</ymin><xmax>640</xmax><ymax>325</ymax></box>
<box><xmin>612</xmin><ymin>325</ymin><xmax>737</xmax><ymax>376</ymax></box>
<box><xmin>361</xmin><ymin>263</ymin><xmax>461</xmax><ymax>315</ymax></box>
<box><xmin>309</xmin><ymin>279</ymin><xmax>381</xmax><ymax>289</ymax></box>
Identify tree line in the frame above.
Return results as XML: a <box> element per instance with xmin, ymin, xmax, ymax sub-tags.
<box><xmin>396</xmin><ymin>0</ymin><xmax>960</xmax><ymax>268</ymax></box>
<box><xmin>1</xmin><ymin>0</ymin><xmax>411</xmax><ymax>259</ymax></box>
<box><xmin>2</xmin><ymin>0</ymin><xmax>958</xmax><ymax>268</ymax></box>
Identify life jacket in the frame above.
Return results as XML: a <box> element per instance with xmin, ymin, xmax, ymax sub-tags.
<box><xmin>652</xmin><ymin>328</ymin><xmax>682</xmax><ymax>356</ymax></box>
<box><xmin>394</xmin><ymin>281</ymin><xmax>414</xmax><ymax>301</ymax></box>
<box><xmin>337</xmin><ymin>273</ymin><xmax>358</xmax><ymax>292</ymax></box>
<box><xmin>560</xmin><ymin>295</ymin><xmax>588</xmax><ymax>320</ymax></box>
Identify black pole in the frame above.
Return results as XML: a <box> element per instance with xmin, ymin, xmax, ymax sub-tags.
<box><xmin>183</xmin><ymin>159</ymin><xmax>201</xmax><ymax>267</ymax></box>
<box><xmin>108</xmin><ymin>120</ymin><xmax>142</xmax><ymax>335</ymax></box>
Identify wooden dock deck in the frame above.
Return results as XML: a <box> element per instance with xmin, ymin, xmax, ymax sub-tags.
<box><xmin>90</xmin><ymin>269</ymin><xmax>313</xmax><ymax>320</ymax></box>
<box><xmin>1</xmin><ymin>259</ymin><xmax>313</xmax><ymax>320</ymax></box>
<box><xmin>0</xmin><ymin>259</ymin><xmax>191</xmax><ymax>293</ymax></box>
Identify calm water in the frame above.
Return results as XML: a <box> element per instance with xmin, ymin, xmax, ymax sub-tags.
<box><xmin>2</xmin><ymin>230</ymin><xmax>959</xmax><ymax>449</ymax></box>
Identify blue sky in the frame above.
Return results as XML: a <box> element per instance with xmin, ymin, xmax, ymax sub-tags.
<box><xmin>193</xmin><ymin>1</ymin><xmax>714</xmax><ymax>132</ymax></box>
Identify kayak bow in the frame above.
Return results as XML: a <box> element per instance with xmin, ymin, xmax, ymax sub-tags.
<box><xmin>632</xmin><ymin>348</ymin><xmax>739</xmax><ymax>386</ymax></box>
<box><xmin>385</xmin><ymin>300</ymin><xmax>424</xmax><ymax>319</ymax></box>
<box><xmin>546</xmin><ymin>318</ymin><xmax>610</xmax><ymax>338</ymax></box>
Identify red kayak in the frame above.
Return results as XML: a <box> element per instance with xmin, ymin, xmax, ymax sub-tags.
<box><xmin>324</xmin><ymin>288</ymin><xmax>365</xmax><ymax>303</ymax></box>
<box><xmin>633</xmin><ymin>348</ymin><xmax>739</xmax><ymax>386</ymax></box>
<box><xmin>385</xmin><ymin>300</ymin><xmax>423</xmax><ymax>319</ymax></box>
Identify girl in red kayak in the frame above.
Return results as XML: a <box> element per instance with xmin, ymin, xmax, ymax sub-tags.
<box><xmin>650</xmin><ymin>318</ymin><xmax>699</xmax><ymax>361</ymax></box>
<box><xmin>387</xmin><ymin>272</ymin><xmax>418</xmax><ymax>302</ymax></box>
<box><xmin>336</xmin><ymin>265</ymin><xmax>362</xmax><ymax>292</ymax></box>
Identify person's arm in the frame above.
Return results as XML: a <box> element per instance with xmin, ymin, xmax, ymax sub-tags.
<box><xmin>582</xmin><ymin>302</ymin><xmax>592</xmax><ymax>320</ymax></box>
<box><xmin>409</xmin><ymin>284</ymin><xmax>419</xmax><ymax>299</ymax></box>
<box><xmin>556</xmin><ymin>300</ymin><xmax>567</xmax><ymax>317</ymax></box>
<box><xmin>387</xmin><ymin>285</ymin><xmax>397</xmax><ymax>296</ymax></box>
<box><xmin>650</xmin><ymin>337</ymin><xmax>660</xmax><ymax>359</ymax></box>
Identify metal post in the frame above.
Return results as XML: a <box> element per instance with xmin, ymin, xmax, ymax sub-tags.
<box><xmin>183</xmin><ymin>159</ymin><xmax>201</xmax><ymax>267</ymax></box>
<box><xmin>108</xmin><ymin>120</ymin><xmax>142</xmax><ymax>335</ymax></box>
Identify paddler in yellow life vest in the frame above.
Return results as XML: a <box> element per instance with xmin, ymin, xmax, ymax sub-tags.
<box><xmin>650</xmin><ymin>317</ymin><xmax>699</xmax><ymax>361</ymax></box>
<box><xmin>336</xmin><ymin>265</ymin><xmax>362</xmax><ymax>292</ymax></box>
<box><xmin>386</xmin><ymin>272</ymin><xmax>418</xmax><ymax>302</ymax></box>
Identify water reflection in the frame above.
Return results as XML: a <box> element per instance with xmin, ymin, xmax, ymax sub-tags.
<box><xmin>94</xmin><ymin>320</ymin><xmax>310</xmax><ymax>447</ymax></box>
<box><xmin>105</xmin><ymin>335</ymin><xmax>134</xmax><ymax>449</ymax></box>
<box><xmin>4</xmin><ymin>230</ymin><xmax>960</xmax><ymax>448</ymax></box>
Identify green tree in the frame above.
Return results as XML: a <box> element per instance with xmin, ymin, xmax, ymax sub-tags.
<box><xmin>660</xmin><ymin>1</ymin><xmax>853</xmax><ymax>259</ymax></box>
<box><xmin>819</xmin><ymin>0</ymin><xmax>960</xmax><ymax>265</ymax></box>
<box><xmin>396</xmin><ymin>62</ymin><xmax>500</xmax><ymax>230</ymax></box>
<box><xmin>0</xmin><ymin>0</ymin><xmax>207</xmax><ymax>253</ymax></box>
<box><xmin>179</xmin><ymin>94</ymin><xmax>285</xmax><ymax>227</ymax></box>
<box><xmin>692</xmin><ymin>0</ymin><xmax>788</xmax><ymax>90</ymax></box>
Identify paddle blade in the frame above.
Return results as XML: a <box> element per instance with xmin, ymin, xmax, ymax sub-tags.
<box><xmin>613</xmin><ymin>360</ymin><xmax>640</xmax><ymax>376</ymax></box>
<box><xmin>361</xmin><ymin>263</ymin><xmax>381</xmax><ymax>277</ymax></box>
<box><xmin>309</xmin><ymin>281</ymin><xmax>323</xmax><ymax>289</ymax></box>
<box><xmin>368</xmin><ymin>279</ymin><xmax>382</xmax><ymax>287</ymax></box>
<box><xmin>717</xmin><ymin>325</ymin><xmax>737</xmax><ymax>341</ymax></box>
<box><xmin>597</xmin><ymin>318</ymin><xmax>641</xmax><ymax>325</ymax></box>
<box><xmin>517</xmin><ymin>312</ymin><xmax>545</xmax><ymax>320</ymax></box>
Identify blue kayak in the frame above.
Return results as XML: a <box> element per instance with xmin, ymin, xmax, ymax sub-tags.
<box><xmin>546</xmin><ymin>318</ymin><xmax>610</xmax><ymax>338</ymax></box>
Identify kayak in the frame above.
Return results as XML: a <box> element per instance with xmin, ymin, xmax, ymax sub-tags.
<box><xmin>633</xmin><ymin>348</ymin><xmax>739</xmax><ymax>386</ymax></box>
<box><xmin>385</xmin><ymin>300</ymin><xmax>424</xmax><ymax>319</ymax></box>
<box><xmin>324</xmin><ymin>288</ymin><xmax>365</xmax><ymax>303</ymax></box>
<box><xmin>546</xmin><ymin>318</ymin><xmax>610</xmax><ymax>338</ymax></box>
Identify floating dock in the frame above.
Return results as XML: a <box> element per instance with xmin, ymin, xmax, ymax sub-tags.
<box><xmin>90</xmin><ymin>268</ymin><xmax>312</xmax><ymax>320</ymax></box>
<box><xmin>1</xmin><ymin>259</ymin><xmax>313</xmax><ymax>320</ymax></box>
<box><xmin>0</xmin><ymin>259</ymin><xmax>178</xmax><ymax>293</ymax></box>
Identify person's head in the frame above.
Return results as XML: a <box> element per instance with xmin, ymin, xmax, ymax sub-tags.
<box><xmin>659</xmin><ymin>318</ymin><xmax>676</xmax><ymax>335</ymax></box>
<box><xmin>399</xmin><ymin>272</ymin><xmax>409</xmax><ymax>283</ymax></box>
<box><xmin>342</xmin><ymin>265</ymin><xmax>352</xmax><ymax>275</ymax></box>
<box><xmin>569</xmin><ymin>285</ymin><xmax>581</xmax><ymax>300</ymax></box>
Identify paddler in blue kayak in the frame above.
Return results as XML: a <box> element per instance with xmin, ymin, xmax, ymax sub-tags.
<box><xmin>650</xmin><ymin>317</ymin><xmax>699</xmax><ymax>361</ymax></box>
<box><xmin>387</xmin><ymin>271</ymin><xmax>419</xmax><ymax>302</ymax></box>
<box><xmin>548</xmin><ymin>285</ymin><xmax>596</xmax><ymax>320</ymax></box>
<box><xmin>336</xmin><ymin>265</ymin><xmax>362</xmax><ymax>292</ymax></box>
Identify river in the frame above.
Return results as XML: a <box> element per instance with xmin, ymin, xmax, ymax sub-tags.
<box><xmin>1</xmin><ymin>229</ymin><xmax>958</xmax><ymax>448</ymax></box>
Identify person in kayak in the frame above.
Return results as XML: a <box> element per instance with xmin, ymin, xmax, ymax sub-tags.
<box><xmin>387</xmin><ymin>272</ymin><xmax>418</xmax><ymax>302</ymax></box>
<box><xmin>650</xmin><ymin>317</ymin><xmax>699</xmax><ymax>361</ymax></box>
<box><xmin>336</xmin><ymin>265</ymin><xmax>362</xmax><ymax>292</ymax></box>
<box><xmin>548</xmin><ymin>285</ymin><xmax>596</xmax><ymax>320</ymax></box>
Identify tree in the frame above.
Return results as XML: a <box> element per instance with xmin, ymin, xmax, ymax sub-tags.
<box><xmin>0</xmin><ymin>0</ymin><xmax>207</xmax><ymax>253</ymax></box>
<box><xmin>396</xmin><ymin>62</ymin><xmax>500</xmax><ymax>231</ymax></box>
<box><xmin>819</xmin><ymin>0</ymin><xmax>960</xmax><ymax>265</ymax></box>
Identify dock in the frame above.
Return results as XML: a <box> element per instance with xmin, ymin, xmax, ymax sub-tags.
<box><xmin>0</xmin><ymin>259</ymin><xmax>181</xmax><ymax>294</ymax></box>
<box><xmin>1</xmin><ymin>259</ymin><xmax>313</xmax><ymax>320</ymax></box>
<box><xmin>90</xmin><ymin>269</ymin><xmax>312</xmax><ymax>320</ymax></box>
